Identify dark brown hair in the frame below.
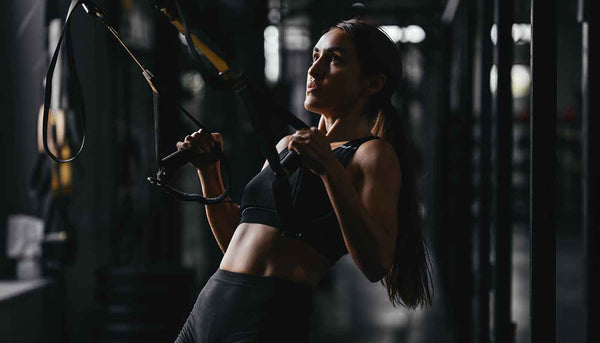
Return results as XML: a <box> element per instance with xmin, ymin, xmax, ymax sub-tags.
<box><xmin>334</xmin><ymin>19</ymin><xmax>433</xmax><ymax>309</ymax></box>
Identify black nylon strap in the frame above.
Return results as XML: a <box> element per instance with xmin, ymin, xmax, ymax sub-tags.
<box><xmin>232</xmin><ymin>80</ymin><xmax>301</xmax><ymax>232</ymax></box>
<box><xmin>42</xmin><ymin>0</ymin><xmax>231</xmax><ymax>204</ymax></box>
<box><xmin>173</xmin><ymin>0</ymin><xmax>229</xmax><ymax>90</ymax></box>
<box><xmin>168</xmin><ymin>0</ymin><xmax>311</xmax><ymax>232</ymax></box>
<box><xmin>42</xmin><ymin>0</ymin><xmax>86</xmax><ymax>163</ymax></box>
<box><xmin>64</xmin><ymin>12</ymin><xmax>85</xmax><ymax>147</ymax></box>
<box><xmin>143</xmin><ymin>68</ymin><xmax>229</xmax><ymax>203</ymax></box>
<box><xmin>168</xmin><ymin>0</ymin><xmax>309</xmax><ymax>175</ymax></box>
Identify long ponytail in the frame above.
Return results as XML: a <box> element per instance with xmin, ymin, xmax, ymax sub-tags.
<box><xmin>335</xmin><ymin>19</ymin><xmax>433</xmax><ymax>309</ymax></box>
<box><xmin>372</xmin><ymin>102</ymin><xmax>433</xmax><ymax>309</ymax></box>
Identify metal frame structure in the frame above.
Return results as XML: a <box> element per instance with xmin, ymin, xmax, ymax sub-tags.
<box><xmin>493</xmin><ymin>0</ymin><xmax>515</xmax><ymax>341</ymax></box>
<box><xmin>477</xmin><ymin>0</ymin><xmax>493</xmax><ymax>341</ymax></box>
<box><xmin>439</xmin><ymin>0</ymin><xmax>476</xmax><ymax>340</ymax></box>
<box><xmin>579</xmin><ymin>0</ymin><xmax>598</xmax><ymax>342</ymax></box>
<box><xmin>530</xmin><ymin>0</ymin><xmax>557</xmax><ymax>342</ymax></box>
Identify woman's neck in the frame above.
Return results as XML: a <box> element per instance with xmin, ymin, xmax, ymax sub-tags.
<box><xmin>318</xmin><ymin>112</ymin><xmax>372</xmax><ymax>143</ymax></box>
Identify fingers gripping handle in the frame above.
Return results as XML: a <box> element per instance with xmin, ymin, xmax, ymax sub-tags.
<box><xmin>160</xmin><ymin>139</ymin><xmax>300</xmax><ymax>179</ymax></box>
<box><xmin>159</xmin><ymin>147</ymin><xmax>222</xmax><ymax>179</ymax></box>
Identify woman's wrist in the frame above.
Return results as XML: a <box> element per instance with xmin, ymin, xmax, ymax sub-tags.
<box><xmin>197</xmin><ymin>164</ymin><xmax>227</xmax><ymax>199</ymax></box>
<box><xmin>197</xmin><ymin>161</ymin><xmax>220</xmax><ymax>174</ymax></box>
<box><xmin>197</xmin><ymin>163</ymin><xmax>222</xmax><ymax>188</ymax></box>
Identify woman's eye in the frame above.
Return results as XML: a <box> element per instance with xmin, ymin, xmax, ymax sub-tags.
<box><xmin>312</xmin><ymin>54</ymin><xmax>319</xmax><ymax>62</ymax></box>
<box><xmin>331</xmin><ymin>55</ymin><xmax>342</xmax><ymax>64</ymax></box>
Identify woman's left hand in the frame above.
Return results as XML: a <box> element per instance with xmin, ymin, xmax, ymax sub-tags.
<box><xmin>288</xmin><ymin>127</ymin><xmax>337</xmax><ymax>175</ymax></box>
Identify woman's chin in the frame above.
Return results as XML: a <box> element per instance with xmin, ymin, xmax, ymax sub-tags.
<box><xmin>304</xmin><ymin>97</ymin><xmax>325</xmax><ymax>112</ymax></box>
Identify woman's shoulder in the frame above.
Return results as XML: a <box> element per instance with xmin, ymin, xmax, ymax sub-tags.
<box><xmin>354</xmin><ymin>137</ymin><xmax>397</xmax><ymax>161</ymax></box>
<box><xmin>350</xmin><ymin>137</ymin><xmax>401</xmax><ymax>178</ymax></box>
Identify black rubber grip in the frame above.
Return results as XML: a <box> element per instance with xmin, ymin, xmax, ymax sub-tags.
<box><xmin>160</xmin><ymin>147</ymin><xmax>220</xmax><ymax>176</ymax></box>
<box><xmin>280</xmin><ymin>150</ymin><xmax>302</xmax><ymax>175</ymax></box>
<box><xmin>160</xmin><ymin>149</ymin><xmax>196</xmax><ymax>172</ymax></box>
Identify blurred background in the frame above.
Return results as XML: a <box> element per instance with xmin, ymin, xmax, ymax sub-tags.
<box><xmin>0</xmin><ymin>0</ymin><xmax>595</xmax><ymax>342</ymax></box>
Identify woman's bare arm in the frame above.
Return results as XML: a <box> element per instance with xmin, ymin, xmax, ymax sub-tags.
<box><xmin>177</xmin><ymin>130</ymin><xmax>240</xmax><ymax>253</ymax></box>
<box><xmin>287</xmin><ymin>128</ymin><xmax>400</xmax><ymax>281</ymax></box>
<box><xmin>197</xmin><ymin>162</ymin><xmax>241</xmax><ymax>253</ymax></box>
<box><xmin>320</xmin><ymin>139</ymin><xmax>400</xmax><ymax>282</ymax></box>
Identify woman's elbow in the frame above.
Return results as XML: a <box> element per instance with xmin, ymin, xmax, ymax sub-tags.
<box><xmin>369</xmin><ymin>255</ymin><xmax>394</xmax><ymax>282</ymax></box>
<box><xmin>364</xmin><ymin>263</ymin><xmax>390</xmax><ymax>283</ymax></box>
<box><xmin>354</xmin><ymin>247</ymin><xmax>394</xmax><ymax>282</ymax></box>
<box><xmin>365</xmin><ymin>270</ymin><xmax>385</xmax><ymax>283</ymax></box>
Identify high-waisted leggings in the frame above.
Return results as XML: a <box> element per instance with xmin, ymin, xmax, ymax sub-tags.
<box><xmin>175</xmin><ymin>269</ymin><xmax>314</xmax><ymax>343</ymax></box>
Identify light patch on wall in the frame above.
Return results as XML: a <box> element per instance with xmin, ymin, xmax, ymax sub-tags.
<box><xmin>490</xmin><ymin>23</ymin><xmax>531</xmax><ymax>45</ymax></box>
<box><xmin>490</xmin><ymin>64</ymin><xmax>531</xmax><ymax>98</ymax></box>
<box><xmin>380</xmin><ymin>25</ymin><xmax>426</xmax><ymax>44</ymax></box>
<box><xmin>284</xmin><ymin>26</ymin><xmax>311</xmax><ymax>51</ymax></box>
<box><xmin>264</xmin><ymin>25</ymin><xmax>280</xmax><ymax>85</ymax></box>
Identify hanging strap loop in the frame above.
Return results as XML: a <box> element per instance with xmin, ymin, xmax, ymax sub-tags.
<box><xmin>42</xmin><ymin>0</ymin><xmax>86</xmax><ymax>163</ymax></box>
<box><xmin>160</xmin><ymin>0</ymin><xmax>308</xmax><ymax>231</ymax></box>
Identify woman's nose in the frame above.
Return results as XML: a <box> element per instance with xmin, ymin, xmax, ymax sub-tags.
<box><xmin>308</xmin><ymin>57</ymin><xmax>325</xmax><ymax>79</ymax></box>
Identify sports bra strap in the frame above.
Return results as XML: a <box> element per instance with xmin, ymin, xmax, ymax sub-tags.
<box><xmin>335</xmin><ymin>136</ymin><xmax>380</xmax><ymax>166</ymax></box>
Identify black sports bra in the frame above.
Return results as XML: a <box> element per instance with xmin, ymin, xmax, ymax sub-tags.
<box><xmin>239</xmin><ymin>136</ymin><xmax>380</xmax><ymax>265</ymax></box>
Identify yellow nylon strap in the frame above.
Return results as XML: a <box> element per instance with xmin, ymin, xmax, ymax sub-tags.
<box><xmin>166</xmin><ymin>16</ymin><xmax>230</xmax><ymax>73</ymax></box>
<box><xmin>38</xmin><ymin>107</ymin><xmax>66</xmax><ymax>155</ymax></box>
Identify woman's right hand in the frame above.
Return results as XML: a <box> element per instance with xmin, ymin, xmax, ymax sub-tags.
<box><xmin>176</xmin><ymin>129</ymin><xmax>224</xmax><ymax>171</ymax></box>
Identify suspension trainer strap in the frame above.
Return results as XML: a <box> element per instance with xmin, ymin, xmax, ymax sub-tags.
<box><xmin>43</xmin><ymin>0</ymin><xmax>231</xmax><ymax>203</ymax></box>
<box><xmin>231</xmin><ymin>78</ymin><xmax>301</xmax><ymax>233</ymax></box>
<box><xmin>64</xmin><ymin>12</ymin><xmax>85</xmax><ymax>147</ymax></box>
<box><xmin>42</xmin><ymin>0</ymin><xmax>86</xmax><ymax>163</ymax></box>
<box><xmin>165</xmin><ymin>0</ymin><xmax>311</xmax><ymax>232</ymax></box>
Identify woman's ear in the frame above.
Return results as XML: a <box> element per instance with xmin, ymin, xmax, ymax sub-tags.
<box><xmin>364</xmin><ymin>74</ymin><xmax>386</xmax><ymax>96</ymax></box>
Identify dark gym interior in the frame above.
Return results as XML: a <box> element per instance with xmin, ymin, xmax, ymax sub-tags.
<box><xmin>0</xmin><ymin>0</ymin><xmax>597</xmax><ymax>342</ymax></box>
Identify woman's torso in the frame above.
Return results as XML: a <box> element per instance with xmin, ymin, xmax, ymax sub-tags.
<box><xmin>219</xmin><ymin>139</ymin><xmax>371</xmax><ymax>289</ymax></box>
<box><xmin>219</xmin><ymin>222</ymin><xmax>330</xmax><ymax>289</ymax></box>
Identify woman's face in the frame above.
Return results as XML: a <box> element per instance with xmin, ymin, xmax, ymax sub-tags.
<box><xmin>304</xmin><ymin>28</ymin><xmax>366</xmax><ymax>115</ymax></box>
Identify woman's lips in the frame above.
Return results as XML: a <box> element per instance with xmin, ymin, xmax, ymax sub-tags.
<box><xmin>306</xmin><ymin>81</ymin><xmax>320</xmax><ymax>93</ymax></box>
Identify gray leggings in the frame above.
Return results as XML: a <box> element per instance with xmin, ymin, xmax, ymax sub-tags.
<box><xmin>175</xmin><ymin>269</ymin><xmax>313</xmax><ymax>343</ymax></box>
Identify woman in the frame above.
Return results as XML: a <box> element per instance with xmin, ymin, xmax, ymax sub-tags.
<box><xmin>175</xmin><ymin>19</ymin><xmax>432</xmax><ymax>342</ymax></box>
